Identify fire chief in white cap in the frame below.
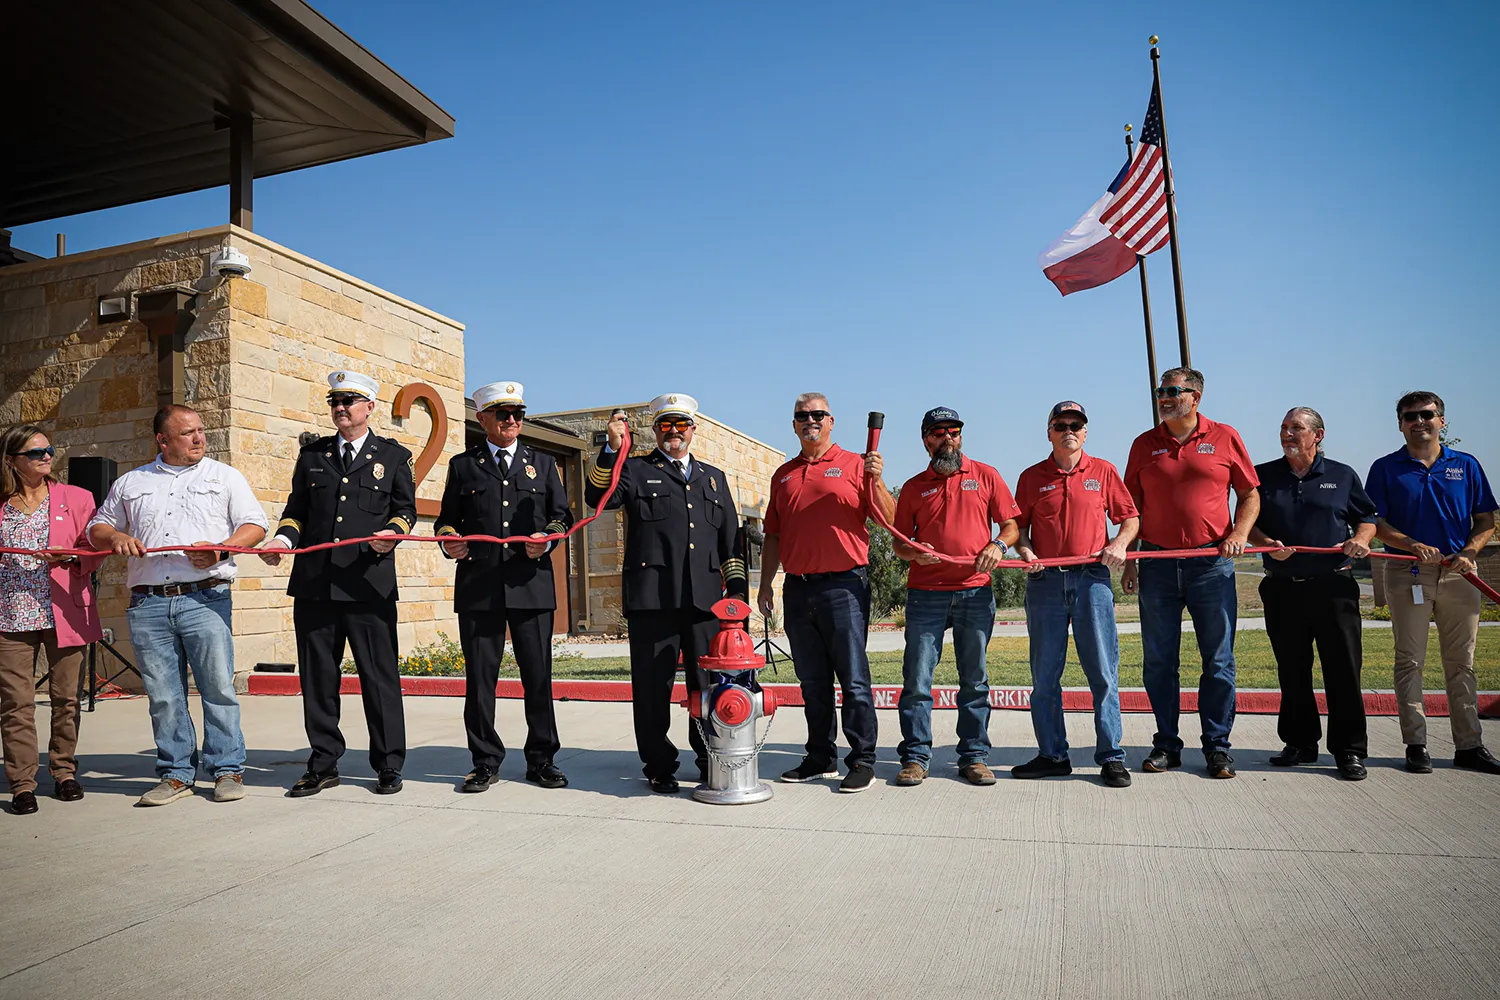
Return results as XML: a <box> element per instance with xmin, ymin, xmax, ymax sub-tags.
<box><xmin>434</xmin><ymin>380</ymin><xmax>573</xmax><ymax>792</ymax></box>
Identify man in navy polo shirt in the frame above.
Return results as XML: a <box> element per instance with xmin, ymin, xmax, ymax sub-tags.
<box><xmin>1248</xmin><ymin>408</ymin><xmax>1377</xmax><ymax>780</ymax></box>
<box><xmin>1365</xmin><ymin>390</ymin><xmax>1498</xmax><ymax>775</ymax></box>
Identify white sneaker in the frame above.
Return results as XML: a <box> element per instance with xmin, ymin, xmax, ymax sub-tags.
<box><xmin>138</xmin><ymin>778</ymin><xmax>194</xmax><ymax>806</ymax></box>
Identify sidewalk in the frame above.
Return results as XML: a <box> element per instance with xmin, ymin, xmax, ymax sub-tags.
<box><xmin>3</xmin><ymin>696</ymin><xmax>1497</xmax><ymax>1000</ymax></box>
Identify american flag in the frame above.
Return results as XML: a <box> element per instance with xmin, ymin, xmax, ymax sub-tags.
<box><xmin>1099</xmin><ymin>81</ymin><xmax>1170</xmax><ymax>254</ymax></box>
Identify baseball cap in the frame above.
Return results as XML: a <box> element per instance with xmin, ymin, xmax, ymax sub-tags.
<box><xmin>921</xmin><ymin>406</ymin><xmax>964</xmax><ymax>432</ymax></box>
<box><xmin>1048</xmin><ymin>400</ymin><xmax>1088</xmax><ymax>423</ymax></box>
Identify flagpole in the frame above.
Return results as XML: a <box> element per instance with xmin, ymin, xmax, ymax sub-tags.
<box><xmin>1126</xmin><ymin>124</ymin><xmax>1160</xmax><ymax>425</ymax></box>
<box><xmin>1150</xmin><ymin>35</ymin><xmax>1191</xmax><ymax>368</ymax></box>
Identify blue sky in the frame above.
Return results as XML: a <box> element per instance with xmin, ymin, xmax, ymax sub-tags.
<box><xmin>14</xmin><ymin>1</ymin><xmax>1498</xmax><ymax>488</ymax></box>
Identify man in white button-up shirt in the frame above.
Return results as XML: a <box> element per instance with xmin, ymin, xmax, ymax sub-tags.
<box><xmin>88</xmin><ymin>405</ymin><xmax>268</xmax><ymax>806</ymax></box>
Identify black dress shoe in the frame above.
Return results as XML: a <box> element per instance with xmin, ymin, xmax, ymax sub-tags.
<box><xmin>289</xmin><ymin>769</ymin><xmax>340</xmax><ymax>797</ymax></box>
<box><xmin>1205</xmin><ymin>751</ymin><xmax>1236</xmax><ymax>779</ymax></box>
<box><xmin>461</xmin><ymin>766</ymin><xmax>499</xmax><ymax>793</ymax></box>
<box><xmin>649</xmin><ymin>775</ymin><xmax>680</xmax><ymax>794</ymax></box>
<box><xmin>54</xmin><ymin>778</ymin><xmax>85</xmax><ymax>801</ymax></box>
<box><xmin>1454</xmin><ymin>746</ymin><xmax>1500</xmax><ymax>775</ymax></box>
<box><xmin>11</xmin><ymin>791</ymin><xmax>38</xmax><ymax>815</ymax></box>
<box><xmin>375</xmin><ymin>770</ymin><xmax>403</xmax><ymax>794</ymax></box>
<box><xmin>1141</xmin><ymin>748</ymin><xmax>1182</xmax><ymax>773</ymax></box>
<box><xmin>1269</xmin><ymin>745</ymin><xmax>1318</xmax><ymax>767</ymax></box>
<box><xmin>1405</xmin><ymin>745</ymin><xmax>1432</xmax><ymax>774</ymax></box>
<box><xmin>525</xmin><ymin>762</ymin><xmax>568</xmax><ymax>789</ymax></box>
<box><xmin>1335</xmin><ymin>754</ymin><xmax>1368</xmax><ymax>780</ymax></box>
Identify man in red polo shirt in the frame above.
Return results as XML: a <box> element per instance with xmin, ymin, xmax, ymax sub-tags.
<box><xmin>757</xmin><ymin>393</ymin><xmax>894</xmax><ymax>794</ymax></box>
<box><xmin>1122</xmin><ymin>367</ymin><xmax>1260</xmax><ymax>779</ymax></box>
<box><xmin>1013</xmin><ymin>401</ymin><xmax>1138</xmax><ymax>787</ymax></box>
<box><xmin>890</xmin><ymin>407</ymin><xmax>1020</xmax><ymax>787</ymax></box>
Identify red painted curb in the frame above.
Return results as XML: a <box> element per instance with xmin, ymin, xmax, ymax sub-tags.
<box><xmin>245</xmin><ymin>673</ymin><xmax>1496</xmax><ymax>717</ymax></box>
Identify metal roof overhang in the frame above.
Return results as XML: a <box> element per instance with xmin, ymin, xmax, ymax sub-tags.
<box><xmin>2</xmin><ymin>0</ymin><xmax>455</xmax><ymax>227</ymax></box>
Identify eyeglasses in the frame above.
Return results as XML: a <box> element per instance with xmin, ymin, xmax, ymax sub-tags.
<box><xmin>1400</xmin><ymin>409</ymin><xmax>1438</xmax><ymax>423</ymax></box>
<box><xmin>1155</xmin><ymin>385</ymin><xmax>1197</xmax><ymax>398</ymax></box>
<box><xmin>327</xmin><ymin>394</ymin><xmax>367</xmax><ymax>409</ymax></box>
<box><xmin>1050</xmin><ymin>421</ymin><xmax>1085</xmax><ymax>433</ymax></box>
<box><xmin>9</xmin><ymin>446</ymin><xmax>55</xmax><ymax>460</ymax></box>
<box><xmin>486</xmin><ymin>406</ymin><xmax>526</xmax><ymax>422</ymax></box>
<box><xmin>793</xmin><ymin>410</ymin><xmax>831</xmax><ymax>423</ymax></box>
<box><xmin>925</xmin><ymin>426</ymin><xmax>962</xmax><ymax>439</ymax></box>
<box><xmin>655</xmin><ymin>419</ymin><xmax>694</xmax><ymax>432</ymax></box>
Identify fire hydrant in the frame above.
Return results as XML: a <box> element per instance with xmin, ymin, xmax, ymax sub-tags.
<box><xmin>683</xmin><ymin>598</ymin><xmax>777</xmax><ymax>805</ymax></box>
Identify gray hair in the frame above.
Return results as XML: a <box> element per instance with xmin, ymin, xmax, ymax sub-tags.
<box><xmin>1285</xmin><ymin>406</ymin><xmax>1325</xmax><ymax>454</ymax></box>
<box><xmin>1160</xmin><ymin>367</ymin><xmax>1204</xmax><ymax>393</ymax></box>
<box><xmin>794</xmin><ymin>392</ymin><xmax>829</xmax><ymax>410</ymax></box>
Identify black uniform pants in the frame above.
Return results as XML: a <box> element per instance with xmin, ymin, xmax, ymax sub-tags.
<box><xmin>295</xmin><ymin>599</ymin><xmax>406</xmax><ymax>774</ymax></box>
<box><xmin>626</xmin><ymin>608</ymin><xmax>715</xmax><ymax>780</ymax></box>
<box><xmin>1259</xmin><ymin>573</ymin><xmax>1367</xmax><ymax>757</ymax></box>
<box><xmin>458</xmin><ymin>607</ymin><xmax>559</xmax><ymax>770</ymax></box>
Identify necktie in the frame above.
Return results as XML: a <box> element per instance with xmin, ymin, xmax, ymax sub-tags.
<box><xmin>342</xmin><ymin>442</ymin><xmax>354</xmax><ymax>470</ymax></box>
<box><xmin>501</xmin><ymin>450</ymin><xmax>512</xmax><ymax>474</ymax></box>
<box><xmin>674</xmin><ymin>459</ymin><xmax>686</xmax><ymax>479</ymax></box>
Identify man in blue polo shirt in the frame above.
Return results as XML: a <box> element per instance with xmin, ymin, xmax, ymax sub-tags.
<box><xmin>1365</xmin><ymin>390</ymin><xmax>1498</xmax><ymax>775</ymax></box>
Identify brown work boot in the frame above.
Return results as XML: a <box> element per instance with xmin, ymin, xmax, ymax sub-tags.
<box><xmin>959</xmin><ymin>762</ymin><xmax>997</xmax><ymax>786</ymax></box>
<box><xmin>895</xmin><ymin>761</ymin><xmax>928</xmax><ymax>786</ymax></box>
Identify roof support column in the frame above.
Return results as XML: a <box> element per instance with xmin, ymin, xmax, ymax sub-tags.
<box><xmin>229</xmin><ymin>114</ymin><xmax>253</xmax><ymax>230</ymax></box>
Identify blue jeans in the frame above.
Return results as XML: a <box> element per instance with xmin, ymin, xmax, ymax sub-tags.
<box><xmin>1138</xmin><ymin>554</ymin><xmax>1237</xmax><ymax>754</ymax></box>
<box><xmin>126</xmin><ymin>585</ymin><xmax>245</xmax><ymax>783</ymax></box>
<box><xmin>782</xmin><ymin>569</ymin><xmax>877</xmax><ymax>768</ymax></box>
<box><xmin>1024</xmin><ymin>565</ymin><xmax>1124</xmax><ymax>764</ymax></box>
<box><xmin>898</xmin><ymin>587</ymin><xmax>994</xmax><ymax>768</ymax></box>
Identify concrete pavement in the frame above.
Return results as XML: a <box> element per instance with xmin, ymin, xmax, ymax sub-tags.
<box><xmin>3</xmin><ymin>695</ymin><xmax>1499</xmax><ymax>1000</ymax></box>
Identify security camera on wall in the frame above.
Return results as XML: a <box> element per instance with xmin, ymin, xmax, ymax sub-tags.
<box><xmin>209</xmin><ymin>247</ymin><xmax>252</xmax><ymax>278</ymax></box>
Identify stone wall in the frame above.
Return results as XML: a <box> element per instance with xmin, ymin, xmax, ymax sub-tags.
<box><xmin>0</xmin><ymin>225</ymin><xmax>466</xmax><ymax>680</ymax></box>
<box><xmin>531</xmin><ymin>403</ymin><xmax>786</xmax><ymax>631</ymax></box>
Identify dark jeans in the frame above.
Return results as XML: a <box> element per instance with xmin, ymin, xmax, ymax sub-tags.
<box><xmin>459</xmin><ymin>607</ymin><xmax>559</xmax><ymax>770</ymax></box>
<box><xmin>294</xmin><ymin>599</ymin><xmax>406</xmax><ymax>774</ymax></box>
<box><xmin>1138</xmin><ymin>554</ymin><xmax>1237</xmax><ymax>755</ymax></box>
<box><xmin>1260</xmin><ymin>573</ymin><xmax>1367</xmax><ymax>757</ymax></box>
<box><xmin>782</xmin><ymin>568</ymin><xmax>877</xmax><ymax>769</ymax></box>
<box><xmin>625</xmin><ymin>609</ymin><xmax>713</xmax><ymax>780</ymax></box>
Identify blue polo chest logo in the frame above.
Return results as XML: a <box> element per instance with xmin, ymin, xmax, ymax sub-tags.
<box><xmin>1319</xmin><ymin>483</ymin><xmax>1338</xmax><ymax>489</ymax></box>
<box><xmin>1445</xmin><ymin>467</ymin><xmax>1465</xmax><ymax>481</ymax></box>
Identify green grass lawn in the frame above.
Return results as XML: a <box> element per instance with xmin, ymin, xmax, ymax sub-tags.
<box><xmin>552</xmin><ymin>628</ymin><xmax>1500</xmax><ymax>690</ymax></box>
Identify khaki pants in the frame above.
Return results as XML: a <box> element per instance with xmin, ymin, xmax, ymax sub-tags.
<box><xmin>0</xmin><ymin>630</ymin><xmax>84</xmax><ymax>795</ymax></box>
<box><xmin>1383</xmin><ymin>560</ymin><xmax>1483</xmax><ymax>750</ymax></box>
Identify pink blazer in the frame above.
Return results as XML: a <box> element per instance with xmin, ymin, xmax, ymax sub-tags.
<box><xmin>43</xmin><ymin>482</ymin><xmax>105</xmax><ymax>647</ymax></box>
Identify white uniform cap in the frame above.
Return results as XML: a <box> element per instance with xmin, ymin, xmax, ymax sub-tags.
<box><xmin>649</xmin><ymin>393</ymin><xmax>699</xmax><ymax>421</ymax></box>
<box><xmin>473</xmin><ymin>381</ymin><xmax>525</xmax><ymax>412</ymax></box>
<box><xmin>326</xmin><ymin>370</ymin><xmax>380</xmax><ymax>400</ymax></box>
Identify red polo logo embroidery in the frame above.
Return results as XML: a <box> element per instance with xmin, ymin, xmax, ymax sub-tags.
<box><xmin>961</xmin><ymin>479</ymin><xmax>979</xmax><ymax>491</ymax></box>
<box><xmin>824</xmin><ymin>467</ymin><xmax>843</xmax><ymax>477</ymax></box>
<box><xmin>1084</xmin><ymin>479</ymin><xmax>1102</xmax><ymax>491</ymax></box>
<box><xmin>1197</xmin><ymin>443</ymin><xmax>1216</xmax><ymax>454</ymax></box>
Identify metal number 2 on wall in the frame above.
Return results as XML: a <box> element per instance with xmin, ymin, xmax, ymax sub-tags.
<box><xmin>392</xmin><ymin>381</ymin><xmax>448</xmax><ymax>516</ymax></box>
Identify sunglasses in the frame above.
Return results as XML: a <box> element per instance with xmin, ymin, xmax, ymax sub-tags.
<box><xmin>9</xmin><ymin>446</ymin><xmax>55</xmax><ymax>460</ymax></box>
<box><xmin>1155</xmin><ymin>385</ymin><xmax>1197</xmax><ymax>398</ymax></box>
<box><xmin>793</xmin><ymin>410</ymin><xmax>831</xmax><ymax>423</ymax></box>
<box><xmin>655</xmin><ymin>419</ymin><xmax>694</xmax><ymax>432</ymax></box>
<box><xmin>327</xmin><ymin>394</ymin><xmax>368</xmax><ymax>408</ymax></box>
<box><xmin>1400</xmin><ymin>409</ymin><xmax>1438</xmax><ymax>423</ymax></box>
<box><xmin>1050</xmin><ymin>421</ymin><xmax>1085</xmax><ymax>433</ymax></box>
<box><xmin>925</xmin><ymin>426</ymin><xmax>962</xmax><ymax>439</ymax></box>
<box><xmin>485</xmin><ymin>406</ymin><xmax>526</xmax><ymax>422</ymax></box>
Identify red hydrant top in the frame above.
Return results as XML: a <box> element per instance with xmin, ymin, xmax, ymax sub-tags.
<box><xmin>696</xmin><ymin>598</ymin><xmax>767</xmax><ymax>673</ymax></box>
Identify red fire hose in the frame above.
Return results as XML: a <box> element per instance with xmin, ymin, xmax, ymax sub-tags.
<box><xmin>862</xmin><ymin>411</ymin><xmax>1500</xmax><ymax>604</ymax></box>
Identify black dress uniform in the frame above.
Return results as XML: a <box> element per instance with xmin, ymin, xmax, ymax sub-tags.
<box><xmin>584</xmin><ymin>445</ymin><xmax>748</xmax><ymax>781</ymax></box>
<box><xmin>274</xmin><ymin>433</ymin><xmax>416</xmax><ymax>776</ymax></box>
<box><xmin>435</xmin><ymin>441</ymin><xmax>572</xmax><ymax>775</ymax></box>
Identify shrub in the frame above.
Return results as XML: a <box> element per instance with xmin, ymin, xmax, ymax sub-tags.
<box><xmin>342</xmin><ymin>631</ymin><xmax>582</xmax><ymax>676</ymax></box>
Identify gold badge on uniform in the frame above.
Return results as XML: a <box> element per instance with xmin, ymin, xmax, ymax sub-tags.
<box><xmin>373</xmin><ymin>462</ymin><xmax>386</xmax><ymax>481</ymax></box>
<box><xmin>525</xmin><ymin>464</ymin><xmax>537</xmax><ymax>479</ymax></box>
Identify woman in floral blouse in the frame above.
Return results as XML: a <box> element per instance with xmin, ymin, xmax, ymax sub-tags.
<box><xmin>0</xmin><ymin>426</ymin><xmax>104</xmax><ymax>816</ymax></box>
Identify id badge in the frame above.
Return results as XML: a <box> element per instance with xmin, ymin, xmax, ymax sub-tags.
<box><xmin>1411</xmin><ymin>563</ymin><xmax>1423</xmax><ymax>605</ymax></box>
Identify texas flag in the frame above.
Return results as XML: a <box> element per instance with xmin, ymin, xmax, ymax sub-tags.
<box><xmin>1040</xmin><ymin>85</ymin><xmax>1171</xmax><ymax>295</ymax></box>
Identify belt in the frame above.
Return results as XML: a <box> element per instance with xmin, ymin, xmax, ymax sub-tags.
<box><xmin>1277</xmin><ymin>568</ymin><xmax>1354</xmax><ymax>584</ymax></box>
<box><xmin>1138</xmin><ymin>540</ymin><xmax>1223</xmax><ymax>552</ymax></box>
<box><xmin>132</xmin><ymin>579</ymin><xmax>222</xmax><ymax>597</ymax></box>
<box><xmin>786</xmin><ymin>567</ymin><xmax>866</xmax><ymax>583</ymax></box>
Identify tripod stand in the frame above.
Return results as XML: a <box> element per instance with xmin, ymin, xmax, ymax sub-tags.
<box><xmin>84</xmin><ymin>629</ymin><xmax>141</xmax><ymax>711</ymax></box>
<box><xmin>753</xmin><ymin>615</ymin><xmax>794</xmax><ymax>679</ymax></box>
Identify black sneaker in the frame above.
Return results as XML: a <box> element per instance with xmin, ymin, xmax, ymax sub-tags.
<box><xmin>1268</xmin><ymin>745</ymin><xmax>1317</xmax><ymax>767</ymax></box>
<box><xmin>1011</xmin><ymin>755</ymin><xmax>1072</xmax><ymax>779</ymax></box>
<box><xmin>781</xmin><ymin>758</ymin><xmax>839</xmax><ymax>782</ymax></box>
<box><xmin>1100</xmin><ymin>762</ymin><xmax>1132</xmax><ymax>788</ymax></box>
<box><xmin>1205</xmin><ymin>751</ymin><xmax>1236</xmax><ymax>779</ymax></box>
<box><xmin>1454</xmin><ymin>746</ymin><xmax>1500</xmax><ymax>775</ymax></box>
<box><xmin>1335</xmin><ymin>754</ymin><xmax>1368</xmax><ymax>781</ymax></box>
<box><xmin>1141</xmin><ymin>748</ymin><xmax>1182</xmax><ymax>773</ymax></box>
<box><xmin>838</xmin><ymin>764</ymin><xmax>875</xmax><ymax>793</ymax></box>
<box><xmin>1405</xmin><ymin>745</ymin><xmax>1432</xmax><ymax>774</ymax></box>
